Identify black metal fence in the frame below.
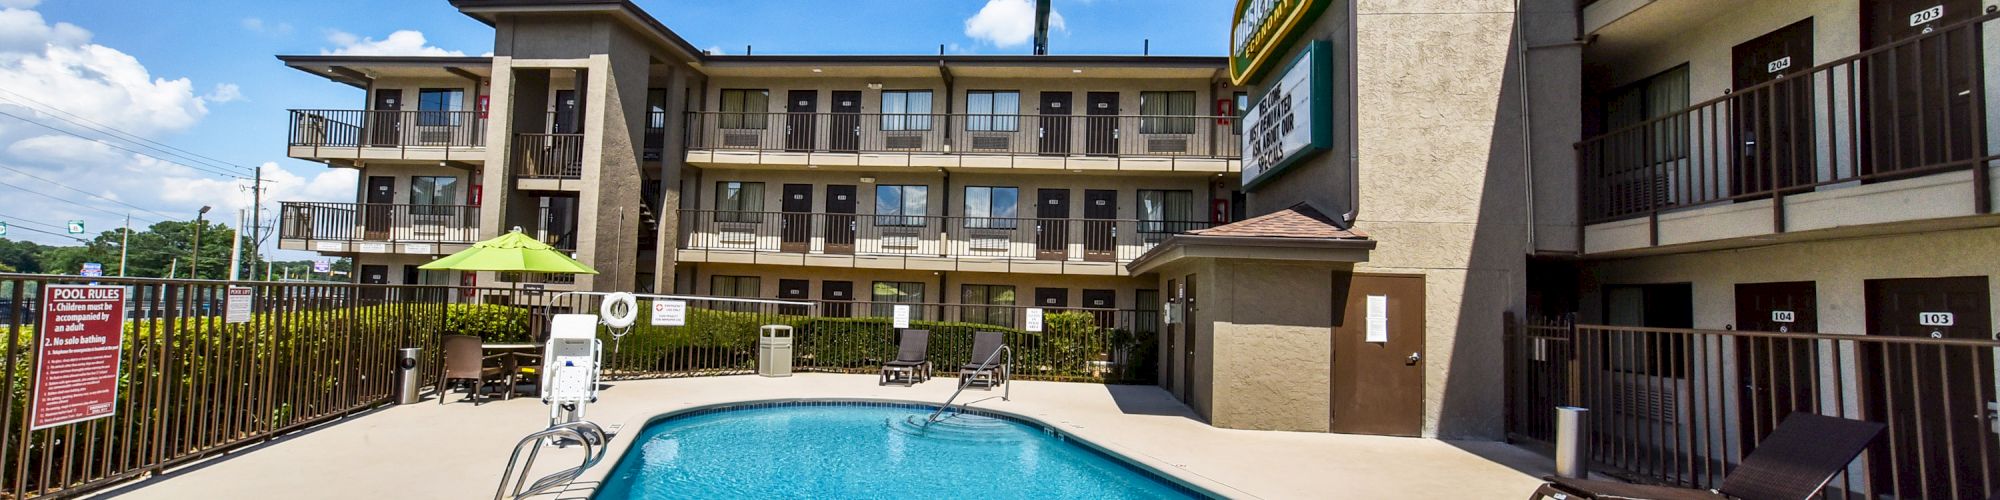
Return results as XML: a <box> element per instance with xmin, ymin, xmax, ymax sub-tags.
<box><xmin>278</xmin><ymin>202</ymin><xmax>482</xmax><ymax>245</ymax></box>
<box><xmin>1506</xmin><ymin>315</ymin><xmax>2000</xmax><ymax>498</ymax></box>
<box><xmin>286</xmin><ymin>109</ymin><xmax>486</xmax><ymax>159</ymax></box>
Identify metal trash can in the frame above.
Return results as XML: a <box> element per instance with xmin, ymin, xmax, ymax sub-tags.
<box><xmin>758</xmin><ymin>325</ymin><xmax>794</xmax><ymax>377</ymax></box>
<box><xmin>395</xmin><ymin>347</ymin><xmax>422</xmax><ymax>404</ymax></box>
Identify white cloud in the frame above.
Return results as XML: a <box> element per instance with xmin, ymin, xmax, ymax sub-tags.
<box><xmin>205</xmin><ymin>83</ymin><xmax>243</xmax><ymax>103</ymax></box>
<box><xmin>0</xmin><ymin>0</ymin><xmax>40</xmax><ymax>9</ymax></box>
<box><xmin>0</xmin><ymin>7</ymin><xmax>89</xmax><ymax>53</ymax></box>
<box><xmin>239</xmin><ymin>17</ymin><xmax>292</xmax><ymax>36</ymax></box>
<box><xmin>705</xmin><ymin>45</ymin><xmax>723</xmax><ymax>55</ymax></box>
<box><xmin>964</xmin><ymin>0</ymin><xmax>1065</xmax><ymax>48</ymax></box>
<box><xmin>322</xmin><ymin>30</ymin><xmax>466</xmax><ymax>57</ymax></box>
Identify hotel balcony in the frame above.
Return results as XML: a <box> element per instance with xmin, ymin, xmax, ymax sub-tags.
<box><xmin>287</xmin><ymin>109</ymin><xmax>487</xmax><ymax>165</ymax></box>
<box><xmin>675</xmin><ymin>209</ymin><xmax>1209</xmax><ymax>276</ymax></box>
<box><xmin>682</xmin><ymin>112</ymin><xmax>1242</xmax><ymax>173</ymax></box>
<box><xmin>1577</xmin><ymin>11</ymin><xmax>2000</xmax><ymax>256</ymax></box>
<box><xmin>277</xmin><ymin>202</ymin><xmax>482</xmax><ymax>255</ymax></box>
<box><xmin>511</xmin><ymin>132</ymin><xmax>586</xmax><ymax>187</ymax></box>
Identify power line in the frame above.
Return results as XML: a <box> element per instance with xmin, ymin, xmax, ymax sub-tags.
<box><xmin>0</xmin><ymin>109</ymin><xmax>252</xmax><ymax>181</ymax></box>
<box><xmin>0</xmin><ymin>222</ymin><xmax>89</xmax><ymax>244</ymax></box>
<box><xmin>0</xmin><ymin>89</ymin><xmax>260</xmax><ymax>176</ymax></box>
<box><xmin>0</xmin><ymin>164</ymin><xmax>182</xmax><ymax>220</ymax></box>
<box><xmin>0</xmin><ymin>212</ymin><xmax>90</xmax><ymax>244</ymax></box>
<box><xmin>0</xmin><ymin>179</ymin><xmax>169</xmax><ymax>225</ymax></box>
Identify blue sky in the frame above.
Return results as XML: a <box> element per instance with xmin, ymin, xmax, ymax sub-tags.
<box><xmin>0</xmin><ymin>0</ymin><xmax>1228</xmax><ymax>256</ymax></box>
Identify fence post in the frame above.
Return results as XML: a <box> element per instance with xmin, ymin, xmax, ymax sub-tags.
<box><xmin>1564</xmin><ymin>312</ymin><xmax>1581</xmax><ymax>407</ymax></box>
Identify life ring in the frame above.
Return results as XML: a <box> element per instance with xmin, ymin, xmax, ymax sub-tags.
<box><xmin>600</xmin><ymin>292</ymin><xmax>638</xmax><ymax>329</ymax></box>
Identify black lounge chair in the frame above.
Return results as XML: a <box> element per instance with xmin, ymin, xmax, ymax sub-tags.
<box><xmin>958</xmin><ymin>331</ymin><xmax>1008</xmax><ymax>389</ymax></box>
<box><xmin>1529</xmin><ymin>412</ymin><xmax>1885</xmax><ymax>500</ymax></box>
<box><xmin>879</xmin><ymin>329</ymin><xmax>932</xmax><ymax>386</ymax></box>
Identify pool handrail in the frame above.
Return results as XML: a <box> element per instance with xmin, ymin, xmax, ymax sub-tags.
<box><xmin>928</xmin><ymin>344</ymin><xmax>1011</xmax><ymax>422</ymax></box>
<box><xmin>494</xmin><ymin>420</ymin><xmax>610</xmax><ymax>500</ymax></box>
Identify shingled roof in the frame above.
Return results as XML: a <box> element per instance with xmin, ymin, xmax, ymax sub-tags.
<box><xmin>1184</xmin><ymin>204</ymin><xmax>1367</xmax><ymax>240</ymax></box>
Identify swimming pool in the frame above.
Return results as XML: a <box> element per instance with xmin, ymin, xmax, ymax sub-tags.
<box><xmin>594</xmin><ymin>401</ymin><xmax>1211</xmax><ymax>499</ymax></box>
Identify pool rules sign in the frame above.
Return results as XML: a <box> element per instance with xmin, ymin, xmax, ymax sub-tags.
<box><xmin>31</xmin><ymin>285</ymin><xmax>126</xmax><ymax>430</ymax></box>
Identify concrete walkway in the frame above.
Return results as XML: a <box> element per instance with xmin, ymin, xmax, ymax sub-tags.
<box><xmin>97</xmin><ymin>374</ymin><xmax>1550</xmax><ymax>499</ymax></box>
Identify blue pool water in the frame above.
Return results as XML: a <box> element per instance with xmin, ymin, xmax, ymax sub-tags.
<box><xmin>595</xmin><ymin>402</ymin><xmax>1206</xmax><ymax>499</ymax></box>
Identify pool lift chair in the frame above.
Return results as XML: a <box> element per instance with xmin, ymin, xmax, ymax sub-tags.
<box><xmin>494</xmin><ymin>293</ymin><xmax>635</xmax><ymax>500</ymax></box>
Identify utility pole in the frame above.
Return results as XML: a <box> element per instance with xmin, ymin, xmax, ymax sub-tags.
<box><xmin>249</xmin><ymin>167</ymin><xmax>264</xmax><ymax>280</ymax></box>
<box><xmin>228</xmin><ymin>209</ymin><xmax>244</xmax><ymax>281</ymax></box>
<box><xmin>168</xmin><ymin>257</ymin><xmax>178</xmax><ymax>279</ymax></box>
<box><xmin>118</xmin><ymin>213</ymin><xmax>130</xmax><ymax>277</ymax></box>
<box><xmin>191</xmin><ymin>205</ymin><xmax>211</xmax><ymax>279</ymax></box>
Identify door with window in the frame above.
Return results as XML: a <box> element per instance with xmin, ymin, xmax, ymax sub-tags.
<box><xmin>370</xmin><ymin>89</ymin><xmax>402</xmax><ymax>146</ymax></box>
<box><xmin>1730</xmin><ymin>19</ymin><xmax>1815</xmax><ymax>197</ymax></box>
<box><xmin>1086</xmin><ymin>92</ymin><xmax>1119</xmax><ymax>155</ymax></box>
<box><xmin>780</xmin><ymin>184</ymin><xmax>812</xmax><ymax>253</ymax></box>
<box><xmin>825</xmin><ymin>185</ymin><xmax>857</xmax><ymax>254</ymax></box>
<box><xmin>1861</xmin><ymin>276</ymin><xmax>1996</xmax><ymax>499</ymax></box>
<box><xmin>364</xmin><ymin>176</ymin><xmax>395</xmax><ymax>240</ymax></box>
<box><xmin>786</xmin><ymin>90</ymin><xmax>817</xmax><ymax>151</ymax></box>
<box><xmin>1082</xmin><ymin>190</ymin><xmax>1117</xmax><ymax>262</ymax></box>
<box><xmin>1036</xmin><ymin>189</ymin><xmax>1070</xmax><ymax>260</ymax></box>
<box><xmin>1731</xmin><ymin>281</ymin><xmax>1818</xmax><ymax>455</ymax></box>
<box><xmin>1039</xmin><ymin>92</ymin><xmax>1072</xmax><ymax>155</ymax></box>
<box><xmin>1861</xmin><ymin>0</ymin><xmax>1982</xmax><ymax>178</ymax></box>
<box><xmin>830</xmin><ymin>90</ymin><xmax>861</xmax><ymax>152</ymax></box>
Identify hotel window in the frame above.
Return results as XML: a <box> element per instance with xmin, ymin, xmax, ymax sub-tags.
<box><xmin>875</xmin><ymin>185</ymin><xmax>928</xmax><ymax>227</ymax></box>
<box><xmin>881</xmin><ymin>90</ymin><xmax>934</xmax><ymax>131</ymax></box>
<box><xmin>1138</xmin><ymin>189</ymin><xmax>1195</xmax><ymax>236</ymax></box>
<box><xmin>1232</xmin><ymin>91</ymin><xmax>1249</xmax><ymax>135</ymax></box>
<box><xmin>711</xmin><ymin>275</ymin><xmax>762</xmax><ymax>311</ymax></box>
<box><xmin>719</xmin><ymin>89</ymin><xmax>769</xmax><ymax>129</ymax></box>
<box><xmin>1602</xmin><ymin>65</ymin><xmax>1689</xmax><ymax>165</ymax></box>
<box><xmin>417</xmin><ymin>88</ymin><xmax>465</xmax><ymax>126</ymax></box>
<box><xmin>1139</xmin><ymin>91</ymin><xmax>1198</xmax><ymax>134</ymax></box>
<box><xmin>410</xmin><ymin>176</ymin><xmax>460</xmax><ymax>215</ymax></box>
<box><xmin>962</xmin><ymin>186</ymin><xmax>1018</xmax><ymax>229</ymax></box>
<box><xmin>961</xmin><ymin>284</ymin><xmax>1016</xmax><ymax>327</ymax></box>
<box><xmin>715</xmin><ymin>181</ymin><xmax>765</xmax><ymax>223</ymax></box>
<box><xmin>872</xmin><ymin>281</ymin><xmax>925</xmax><ymax>319</ymax></box>
<box><xmin>965</xmin><ymin>90</ymin><xmax>1020</xmax><ymax>132</ymax></box>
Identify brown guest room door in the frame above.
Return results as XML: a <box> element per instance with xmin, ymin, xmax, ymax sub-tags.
<box><xmin>1861</xmin><ymin>276</ymin><xmax>1996</xmax><ymax>499</ymax></box>
<box><xmin>1330</xmin><ymin>274</ymin><xmax>1426</xmax><ymax>436</ymax></box>
<box><xmin>1731</xmin><ymin>281</ymin><xmax>1818</xmax><ymax>453</ymax></box>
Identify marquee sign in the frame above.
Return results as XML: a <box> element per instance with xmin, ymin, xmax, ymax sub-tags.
<box><xmin>1241</xmin><ymin>39</ymin><xmax>1332</xmax><ymax>190</ymax></box>
<box><xmin>1230</xmin><ymin>0</ymin><xmax>1330</xmax><ymax>86</ymax></box>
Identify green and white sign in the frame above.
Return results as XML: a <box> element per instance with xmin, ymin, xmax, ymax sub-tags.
<box><xmin>1241</xmin><ymin>39</ymin><xmax>1332</xmax><ymax>190</ymax></box>
<box><xmin>1230</xmin><ymin>0</ymin><xmax>1330</xmax><ymax>86</ymax></box>
<box><xmin>66</xmin><ymin>220</ymin><xmax>84</xmax><ymax>235</ymax></box>
<box><xmin>0</xmin><ymin>221</ymin><xmax>7</xmax><ymax>237</ymax></box>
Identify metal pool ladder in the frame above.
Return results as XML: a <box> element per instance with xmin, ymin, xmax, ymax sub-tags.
<box><xmin>927</xmin><ymin>345</ymin><xmax>1011</xmax><ymax>423</ymax></box>
<box><xmin>494</xmin><ymin>420</ymin><xmax>609</xmax><ymax>500</ymax></box>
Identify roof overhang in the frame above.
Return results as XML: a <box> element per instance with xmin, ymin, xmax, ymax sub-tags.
<box><xmin>277</xmin><ymin>55</ymin><xmax>494</xmax><ymax>88</ymax></box>
<box><xmin>450</xmin><ymin>0</ymin><xmax>704</xmax><ymax>63</ymax></box>
<box><xmin>1126</xmin><ymin>234</ymin><xmax>1375</xmax><ymax>275</ymax></box>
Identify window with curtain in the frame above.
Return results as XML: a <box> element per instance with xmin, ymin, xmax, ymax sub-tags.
<box><xmin>874</xmin><ymin>185</ymin><xmax>928</xmax><ymax>227</ymax></box>
<box><xmin>871</xmin><ymin>281</ymin><xmax>925</xmax><ymax>319</ymax></box>
<box><xmin>1602</xmin><ymin>65</ymin><xmax>1689</xmax><ymax>167</ymax></box>
<box><xmin>965</xmin><ymin>90</ymin><xmax>1020</xmax><ymax>132</ymax></box>
<box><xmin>719</xmin><ymin>89</ymin><xmax>769</xmax><ymax>129</ymax></box>
<box><xmin>410</xmin><ymin>176</ymin><xmax>460</xmax><ymax>216</ymax></box>
<box><xmin>711</xmin><ymin>275</ymin><xmax>762</xmax><ymax>311</ymax></box>
<box><xmin>1139</xmin><ymin>91</ymin><xmax>1198</xmax><ymax>134</ymax></box>
<box><xmin>715</xmin><ymin>181</ymin><xmax>765</xmax><ymax>223</ymax></box>
<box><xmin>962</xmin><ymin>186</ymin><xmax>1018</xmax><ymax>229</ymax></box>
<box><xmin>1138</xmin><ymin>189</ymin><xmax>1195</xmax><ymax>235</ymax></box>
<box><xmin>961</xmin><ymin>284</ymin><xmax>1015</xmax><ymax>327</ymax></box>
<box><xmin>881</xmin><ymin>90</ymin><xmax>934</xmax><ymax>131</ymax></box>
<box><xmin>417</xmin><ymin>88</ymin><xmax>465</xmax><ymax>127</ymax></box>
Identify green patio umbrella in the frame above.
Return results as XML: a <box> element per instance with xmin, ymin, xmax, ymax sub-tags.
<box><xmin>419</xmin><ymin>229</ymin><xmax>599</xmax><ymax>275</ymax></box>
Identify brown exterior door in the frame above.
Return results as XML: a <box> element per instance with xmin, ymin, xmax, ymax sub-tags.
<box><xmin>370</xmin><ymin>89</ymin><xmax>402</xmax><ymax>146</ymax></box>
<box><xmin>1861</xmin><ymin>0</ymin><xmax>1983</xmax><ymax>178</ymax></box>
<box><xmin>786</xmin><ymin>90</ymin><xmax>817</xmax><ymax>151</ymax></box>
<box><xmin>1081</xmin><ymin>189</ymin><xmax>1116</xmax><ymax>262</ymax></box>
<box><xmin>1039</xmin><ymin>92</ymin><xmax>1072</xmax><ymax>155</ymax></box>
<box><xmin>1082</xmin><ymin>289</ymin><xmax>1115</xmax><ymax>328</ymax></box>
<box><xmin>821</xmin><ymin>280</ymin><xmax>854</xmax><ymax>318</ymax></box>
<box><xmin>1034</xmin><ymin>287</ymin><xmax>1068</xmax><ymax>311</ymax></box>
<box><xmin>780</xmin><ymin>184</ymin><xmax>812</xmax><ymax>253</ymax></box>
<box><xmin>829</xmin><ymin>90</ymin><xmax>861</xmax><ymax>152</ymax></box>
<box><xmin>1035</xmin><ymin>189</ymin><xmax>1069</xmax><ymax>261</ymax></box>
<box><xmin>1731</xmin><ymin>281</ymin><xmax>1819</xmax><ymax>453</ymax></box>
<box><xmin>1181</xmin><ymin>275</ymin><xmax>1200</xmax><ymax>413</ymax></box>
<box><xmin>778</xmin><ymin>279</ymin><xmax>810</xmax><ymax>315</ymax></box>
<box><xmin>552</xmin><ymin>90</ymin><xmax>579</xmax><ymax>134</ymax></box>
<box><xmin>358</xmin><ymin>264</ymin><xmax>390</xmax><ymax>302</ymax></box>
<box><xmin>1330</xmin><ymin>274</ymin><xmax>1426</xmax><ymax>436</ymax></box>
<box><xmin>1730</xmin><ymin>19</ymin><xmax>1815</xmax><ymax>198</ymax></box>
<box><xmin>824</xmin><ymin>185</ymin><xmax>856</xmax><ymax>255</ymax></box>
<box><xmin>363</xmin><ymin>176</ymin><xmax>395</xmax><ymax>240</ymax></box>
<box><xmin>1085</xmin><ymin>92</ymin><xmax>1118</xmax><ymax>155</ymax></box>
<box><xmin>1861</xmin><ymin>276</ymin><xmax>1996</xmax><ymax>499</ymax></box>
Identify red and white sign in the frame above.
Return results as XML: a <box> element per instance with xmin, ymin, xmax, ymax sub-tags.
<box><xmin>30</xmin><ymin>285</ymin><xmax>126</xmax><ymax>430</ymax></box>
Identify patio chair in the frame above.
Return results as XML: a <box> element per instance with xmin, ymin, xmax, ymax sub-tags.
<box><xmin>958</xmin><ymin>331</ymin><xmax>1008</xmax><ymax>389</ymax></box>
<box><xmin>438</xmin><ymin>335</ymin><xmax>510</xmax><ymax>405</ymax></box>
<box><xmin>1528</xmin><ymin>412</ymin><xmax>1885</xmax><ymax>500</ymax></box>
<box><xmin>878</xmin><ymin>329</ymin><xmax>932</xmax><ymax>386</ymax></box>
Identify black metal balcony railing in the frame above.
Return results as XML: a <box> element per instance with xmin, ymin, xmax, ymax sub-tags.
<box><xmin>287</xmin><ymin>109</ymin><xmax>486</xmax><ymax>156</ymax></box>
<box><xmin>678</xmin><ymin>209</ymin><xmax>1208</xmax><ymax>263</ymax></box>
<box><xmin>514</xmin><ymin>133</ymin><xmax>585</xmax><ymax>179</ymax></box>
<box><xmin>684</xmin><ymin>112</ymin><xmax>1243</xmax><ymax>159</ymax></box>
<box><xmin>278</xmin><ymin>202</ymin><xmax>482</xmax><ymax>245</ymax></box>
<box><xmin>1579</xmin><ymin>11</ymin><xmax>1999</xmax><ymax>226</ymax></box>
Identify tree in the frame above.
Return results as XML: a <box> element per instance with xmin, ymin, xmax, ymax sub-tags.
<box><xmin>0</xmin><ymin>261</ymin><xmax>13</xmax><ymax>273</ymax></box>
<box><xmin>0</xmin><ymin>239</ymin><xmax>47</xmax><ymax>274</ymax></box>
<box><xmin>96</xmin><ymin>220</ymin><xmax>237</xmax><ymax>279</ymax></box>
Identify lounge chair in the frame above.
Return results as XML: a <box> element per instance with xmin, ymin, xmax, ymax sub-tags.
<box><xmin>1529</xmin><ymin>412</ymin><xmax>1885</xmax><ymax>500</ymax></box>
<box><xmin>437</xmin><ymin>335</ymin><xmax>510</xmax><ymax>405</ymax></box>
<box><xmin>958</xmin><ymin>331</ymin><xmax>1008</xmax><ymax>389</ymax></box>
<box><xmin>878</xmin><ymin>329</ymin><xmax>932</xmax><ymax>386</ymax></box>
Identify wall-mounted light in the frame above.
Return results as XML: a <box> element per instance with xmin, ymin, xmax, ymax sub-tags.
<box><xmin>867</xmin><ymin>82</ymin><xmax>884</xmax><ymax>90</ymax></box>
<box><xmin>860</xmin><ymin>176</ymin><xmax>877</xmax><ymax>184</ymax></box>
<box><xmin>812</xmin><ymin>68</ymin><xmax>823</xmax><ymax>73</ymax></box>
<box><xmin>1072</xmin><ymin>69</ymin><xmax>1083</xmax><ymax>73</ymax></box>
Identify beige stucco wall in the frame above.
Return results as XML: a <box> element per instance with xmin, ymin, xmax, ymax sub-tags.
<box><xmin>1203</xmin><ymin>259</ymin><xmax>1338</xmax><ymax>432</ymax></box>
<box><xmin>686</xmin><ymin>262</ymin><xmax>1156</xmax><ymax>311</ymax></box>
<box><xmin>1584</xmin><ymin>0</ymin><xmax>1859</xmax><ymax>101</ymax></box>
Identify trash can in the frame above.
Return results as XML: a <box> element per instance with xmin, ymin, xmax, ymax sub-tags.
<box><xmin>395</xmin><ymin>347</ymin><xmax>422</xmax><ymax>404</ymax></box>
<box><xmin>758</xmin><ymin>325</ymin><xmax>794</xmax><ymax>377</ymax></box>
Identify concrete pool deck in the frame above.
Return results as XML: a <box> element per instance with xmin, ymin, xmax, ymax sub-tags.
<box><xmin>96</xmin><ymin>374</ymin><xmax>1551</xmax><ymax>499</ymax></box>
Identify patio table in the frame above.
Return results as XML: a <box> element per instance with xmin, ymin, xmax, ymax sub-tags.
<box><xmin>482</xmin><ymin>343</ymin><xmax>542</xmax><ymax>399</ymax></box>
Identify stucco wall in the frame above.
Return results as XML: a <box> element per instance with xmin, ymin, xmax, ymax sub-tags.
<box><xmin>687</xmin><ymin>262</ymin><xmax>1157</xmax><ymax>311</ymax></box>
<box><xmin>1204</xmin><ymin>259</ymin><xmax>1337</xmax><ymax>432</ymax></box>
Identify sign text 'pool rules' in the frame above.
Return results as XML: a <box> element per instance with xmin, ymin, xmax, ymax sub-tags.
<box><xmin>30</xmin><ymin>284</ymin><xmax>125</xmax><ymax>430</ymax></box>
